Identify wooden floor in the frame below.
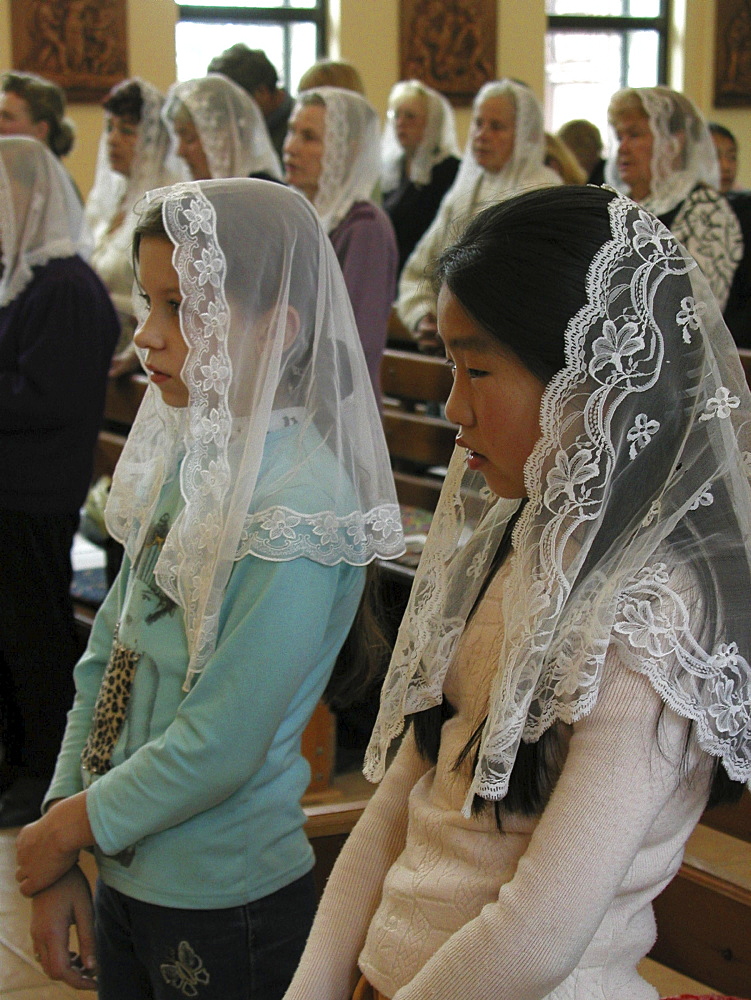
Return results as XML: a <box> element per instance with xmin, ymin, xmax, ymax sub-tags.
<box><xmin>0</xmin><ymin>818</ymin><xmax>725</xmax><ymax>1000</ymax></box>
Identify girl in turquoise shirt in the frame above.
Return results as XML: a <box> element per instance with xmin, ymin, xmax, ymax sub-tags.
<box><xmin>17</xmin><ymin>178</ymin><xmax>404</xmax><ymax>999</ymax></box>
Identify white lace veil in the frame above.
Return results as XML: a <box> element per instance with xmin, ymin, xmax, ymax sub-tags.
<box><xmin>105</xmin><ymin>178</ymin><xmax>404</xmax><ymax>690</ymax></box>
<box><xmin>163</xmin><ymin>75</ymin><xmax>282</xmax><ymax>181</ymax></box>
<box><xmin>84</xmin><ymin>79</ymin><xmax>187</xmax><ymax>254</ymax></box>
<box><xmin>0</xmin><ymin>136</ymin><xmax>91</xmax><ymax>307</ymax></box>
<box><xmin>605</xmin><ymin>86</ymin><xmax>721</xmax><ymax>217</ymax></box>
<box><xmin>295</xmin><ymin>87</ymin><xmax>382</xmax><ymax>233</ymax></box>
<box><xmin>381</xmin><ymin>80</ymin><xmax>459</xmax><ymax>191</ymax></box>
<box><xmin>365</xmin><ymin>189</ymin><xmax>751</xmax><ymax>809</ymax></box>
<box><xmin>444</xmin><ymin>79</ymin><xmax>560</xmax><ymax>215</ymax></box>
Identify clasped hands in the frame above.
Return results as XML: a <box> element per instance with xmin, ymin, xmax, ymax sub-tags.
<box><xmin>15</xmin><ymin>791</ymin><xmax>99</xmax><ymax>991</ymax></box>
<box><xmin>15</xmin><ymin>791</ymin><xmax>93</xmax><ymax>896</ymax></box>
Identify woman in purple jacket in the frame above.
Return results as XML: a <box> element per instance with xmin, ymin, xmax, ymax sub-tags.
<box><xmin>283</xmin><ymin>87</ymin><xmax>397</xmax><ymax>401</ymax></box>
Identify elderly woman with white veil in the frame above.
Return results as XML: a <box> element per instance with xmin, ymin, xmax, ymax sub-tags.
<box><xmin>85</xmin><ymin>78</ymin><xmax>187</xmax><ymax>376</ymax></box>
<box><xmin>163</xmin><ymin>73</ymin><xmax>283</xmax><ymax>183</ymax></box>
<box><xmin>397</xmin><ymin>79</ymin><xmax>561</xmax><ymax>353</ymax></box>
<box><xmin>17</xmin><ymin>178</ymin><xmax>403</xmax><ymax>997</ymax></box>
<box><xmin>284</xmin><ymin>86</ymin><xmax>398</xmax><ymax>399</ymax></box>
<box><xmin>0</xmin><ymin>137</ymin><xmax>118</xmax><ymax>828</ymax></box>
<box><xmin>607</xmin><ymin>85</ymin><xmax>743</xmax><ymax>311</ymax></box>
<box><xmin>381</xmin><ymin>80</ymin><xmax>460</xmax><ymax>275</ymax></box>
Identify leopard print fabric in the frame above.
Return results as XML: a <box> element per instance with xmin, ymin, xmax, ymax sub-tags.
<box><xmin>81</xmin><ymin>633</ymin><xmax>141</xmax><ymax>775</ymax></box>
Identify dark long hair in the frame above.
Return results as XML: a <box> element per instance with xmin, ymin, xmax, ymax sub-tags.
<box><xmin>412</xmin><ymin>185</ymin><xmax>744</xmax><ymax>823</ymax></box>
<box><xmin>103</xmin><ymin>79</ymin><xmax>144</xmax><ymax>123</ymax></box>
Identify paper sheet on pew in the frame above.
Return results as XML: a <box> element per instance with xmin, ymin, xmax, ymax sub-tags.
<box><xmin>400</xmin><ymin>524</ymin><xmax>474</xmax><ymax>568</ymax></box>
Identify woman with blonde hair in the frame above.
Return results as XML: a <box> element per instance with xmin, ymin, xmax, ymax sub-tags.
<box><xmin>544</xmin><ymin>131</ymin><xmax>586</xmax><ymax>185</ymax></box>
<box><xmin>607</xmin><ymin>85</ymin><xmax>742</xmax><ymax>309</ymax></box>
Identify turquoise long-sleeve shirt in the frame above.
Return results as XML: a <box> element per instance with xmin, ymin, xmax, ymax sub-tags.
<box><xmin>47</xmin><ymin>425</ymin><xmax>365</xmax><ymax>909</ymax></box>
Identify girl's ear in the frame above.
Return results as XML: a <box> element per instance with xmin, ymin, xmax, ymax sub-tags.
<box><xmin>283</xmin><ymin>305</ymin><xmax>301</xmax><ymax>351</ymax></box>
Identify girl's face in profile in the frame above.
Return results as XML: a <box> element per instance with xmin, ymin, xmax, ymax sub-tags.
<box><xmin>134</xmin><ymin>235</ymin><xmax>189</xmax><ymax>408</ymax></box>
<box><xmin>440</xmin><ymin>284</ymin><xmax>545</xmax><ymax>499</ymax></box>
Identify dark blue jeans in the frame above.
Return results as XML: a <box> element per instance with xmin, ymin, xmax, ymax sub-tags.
<box><xmin>93</xmin><ymin>872</ymin><xmax>317</xmax><ymax>1000</ymax></box>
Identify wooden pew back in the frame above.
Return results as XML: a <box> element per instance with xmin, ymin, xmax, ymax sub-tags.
<box><xmin>380</xmin><ymin>348</ymin><xmax>456</xmax><ymax>511</ymax></box>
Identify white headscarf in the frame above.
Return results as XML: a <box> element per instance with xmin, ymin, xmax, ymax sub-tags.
<box><xmin>0</xmin><ymin>136</ymin><xmax>91</xmax><ymax>308</ymax></box>
<box><xmin>605</xmin><ymin>86</ymin><xmax>721</xmax><ymax>217</ymax></box>
<box><xmin>85</xmin><ymin>79</ymin><xmax>187</xmax><ymax>253</ymax></box>
<box><xmin>445</xmin><ymin>79</ymin><xmax>561</xmax><ymax>216</ymax></box>
<box><xmin>381</xmin><ymin>80</ymin><xmax>459</xmax><ymax>191</ymax></box>
<box><xmin>163</xmin><ymin>74</ymin><xmax>282</xmax><ymax>181</ymax></box>
<box><xmin>366</xmin><ymin>188</ymin><xmax>751</xmax><ymax>810</ymax></box>
<box><xmin>294</xmin><ymin>87</ymin><xmax>382</xmax><ymax>233</ymax></box>
<box><xmin>105</xmin><ymin>178</ymin><xmax>404</xmax><ymax>690</ymax></box>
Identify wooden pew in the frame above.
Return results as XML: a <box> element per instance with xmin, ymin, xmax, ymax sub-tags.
<box><xmin>90</xmin><ymin>374</ymin><xmax>149</xmax><ymax>482</ymax></box>
<box><xmin>380</xmin><ymin>347</ymin><xmax>456</xmax><ymax>511</ymax></box>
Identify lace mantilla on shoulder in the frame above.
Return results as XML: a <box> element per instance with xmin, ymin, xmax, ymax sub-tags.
<box><xmin>107</xmin><ymin>180</ymin><xmax>403</xmax><ymax>691</ymax></box>
<box><xmin>366</xmin><ymin>193</ymin><xmax>751</xmax><ymax>806</ymax></box>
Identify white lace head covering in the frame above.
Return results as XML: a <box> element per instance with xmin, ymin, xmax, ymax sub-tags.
<box><xmin>365</xmin><ymin>186</ymin><xmax>751</xmax><ymax>809</ymax></box>
<box><xmin>381</xmin><ymin>80</ymin><xmax>459</xmax><ymax>191</ymax></box>
<box><xmin>606</xmin><ymin>86</ymin><xmax>721</xmax><ymax>217</ymax></box>
<box><xmin>105</xmin><ymin>178</ymin><xmax>404</xmax><ymax>690</ymax></box>
<box><xmin>445</xmin><ymin>79</ymin><xmax>560</xmax><ymax>213</ymax></box>
<box><xmin>163</xmin><ymin>74</ymin><xmax>282</xmax><ymax>181</ymax></box>
<box><xmin>292</xmin><ymin>87</ymin><xmax>382</xmax><ymax>233</ymax></box>
<box><xmin>0</xmin><ymin>136</ymin><xmax>90</xmax><ymax>307</ymax></box>
<box><xmin>84</xmin><ymin>78</ymin><xmax>187</xmax><ymax>253</ymax></box>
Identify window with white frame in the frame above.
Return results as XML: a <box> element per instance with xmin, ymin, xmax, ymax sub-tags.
<box><xmin>545</xmin><ymin>1</ymin><xmax>670</xmax><ymax>152</ymax></box>
<box><xmin>175</xmin><ymin>2</ymin><xmax>326</xmax><ymax>92</ymax></box>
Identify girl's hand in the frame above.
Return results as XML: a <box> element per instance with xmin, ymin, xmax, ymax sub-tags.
<box><xmin>30</xmin><ymin>864</ymin><xmax>98</xmax><ymax>991</ymax></box>
<box><xmin>16</xmin><ymin>792</ymin><xmax>94</xmax><ymax>896</ymax></box>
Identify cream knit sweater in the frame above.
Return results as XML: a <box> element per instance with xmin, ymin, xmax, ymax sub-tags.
<box><xmin>283</xmin><ymin>568</ymin><xmax>713</xmax><ymax>1000</ymax></box>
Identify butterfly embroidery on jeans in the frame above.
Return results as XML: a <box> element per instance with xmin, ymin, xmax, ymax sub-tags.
<box><xmin>160</xmin><ymin>940</ymin><xmax>210</xmax><ymax>997</ymax></box>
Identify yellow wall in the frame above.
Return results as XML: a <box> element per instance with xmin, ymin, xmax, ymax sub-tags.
<box><xmin>0</xmin><ymin>0</ymin><xmax>176</xmax><ymax>195</ymax></box>
<box><xmin>1</xmin><ymin>0</ymin><xmax>749</xmax><ymax>194</ymax></box>
<box><xmin>335</xmin><ymin>0</ymin><xmax>548</xmax><ymax>147</ymax></box>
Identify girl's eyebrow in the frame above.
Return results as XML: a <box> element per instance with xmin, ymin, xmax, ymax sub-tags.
<box><xmin>445</xmin><ymin>335</ymin><xmax>493</xmax><ymax>352</ymax></box>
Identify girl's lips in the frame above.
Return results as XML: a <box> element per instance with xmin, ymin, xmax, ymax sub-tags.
<box><xmin>456</xmin><ymin>436</ymin><xmax>486</xmax><ymax>469</ymax></box>
<box><xmin>147</xmin><ymin>367</ymin><xmax>169</xmax><ymax>384</ymax></box>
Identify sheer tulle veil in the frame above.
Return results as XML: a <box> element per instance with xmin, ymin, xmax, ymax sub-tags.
<box><xmin>106</xmin><ymin>179</ymin><xmax>404</xmax><ymax>690</ymax></box>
